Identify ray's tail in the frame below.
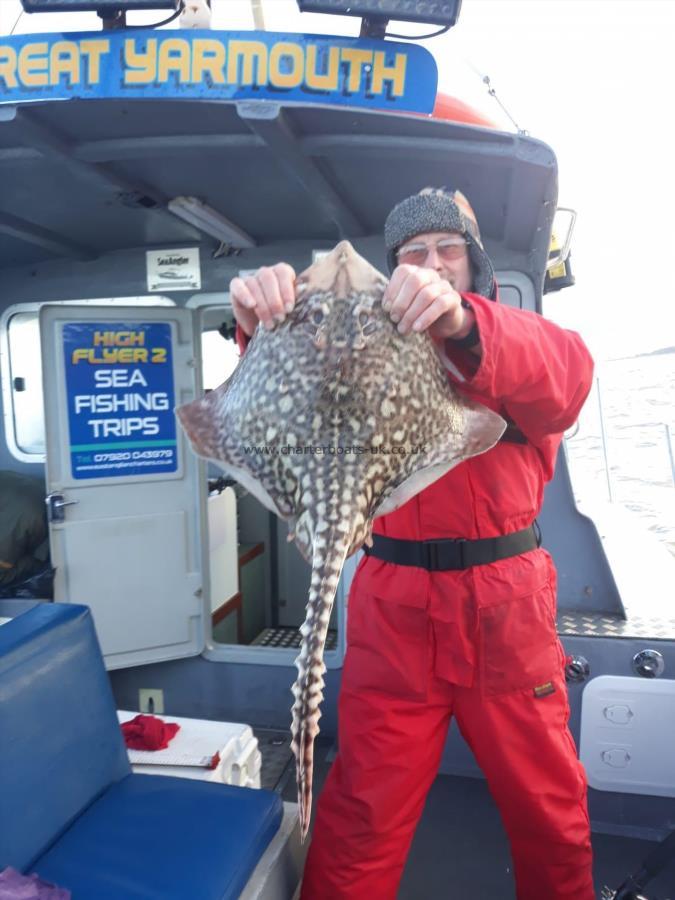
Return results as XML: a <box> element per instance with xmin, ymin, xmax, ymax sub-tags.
<box><xmin>290</xmin><ymin>526</ymin><xmax>351</xmax><ymax>843</ymax></box>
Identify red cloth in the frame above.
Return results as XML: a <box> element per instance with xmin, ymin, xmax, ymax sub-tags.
<box><xmin>120</xmin><ymin>715</ymin><xmax>180</xmax><ymax>751</ymax></box>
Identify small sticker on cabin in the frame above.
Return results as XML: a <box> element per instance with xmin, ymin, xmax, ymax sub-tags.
<box><xmin>147</xmin><ymin>248</ymin><xmax>201</xmax><ymax>292</ymax></box>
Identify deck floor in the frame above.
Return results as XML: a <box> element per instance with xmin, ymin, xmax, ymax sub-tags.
<box><xmin>262</xmin><ymin>733</ymin><xmax>675</xmax><ymax>899</ymax></box>
<box><xmin>400</xmin><ymin>774</ymin><xmax>675</xmax><ymax>899</ymax></box>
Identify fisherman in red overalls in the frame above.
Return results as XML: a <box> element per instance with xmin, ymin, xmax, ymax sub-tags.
<box><xmin>230</xmin><ymin>188</ymin><xmax>596</xmax><ymax>900</ymax></box>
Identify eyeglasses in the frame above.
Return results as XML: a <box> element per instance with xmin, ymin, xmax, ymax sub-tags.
<box><xmin>397</xmin><ymin>237</ymin><xmax>468</xmax><ymax>266</ymax></box>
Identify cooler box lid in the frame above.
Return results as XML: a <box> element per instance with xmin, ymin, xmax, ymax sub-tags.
<box><xmin>117</xmin><ymin>710</ymin><xmax>261</xmax><ymax>787</ymax></box>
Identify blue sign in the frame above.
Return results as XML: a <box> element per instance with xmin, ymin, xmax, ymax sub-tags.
<box><xmin>0</xmin><ymin>29</ymin><xmax>437</xmax><ymax>113</ymax></box>
<box><xmin>63</xmin><ymin>322</ymin><xmax>178</xmax><ymax>479</ymax></box>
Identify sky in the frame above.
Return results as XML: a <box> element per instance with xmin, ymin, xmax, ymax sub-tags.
<box><xmin>1</xmin><ymin>0</ymin><xmax>674</xmax><ymax>361</ymax></box>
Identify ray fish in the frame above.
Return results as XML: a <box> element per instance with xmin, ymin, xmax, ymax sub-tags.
<box><xmin>176</xmin><ymin>241</ymin><xmax>506</xmax><ymax>840</ymax></box>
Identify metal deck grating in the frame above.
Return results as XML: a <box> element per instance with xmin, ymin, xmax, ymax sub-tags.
<box><xmin>251</xmin><ymin>627</ymin><xmax>338</xmax><ymax>650</ymax></box>
<box><xmin>558</xmin><ymin>611</ymin><xmax>675</xmax><ymax>640</ymax></box>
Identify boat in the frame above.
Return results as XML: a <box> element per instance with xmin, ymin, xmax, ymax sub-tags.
<box><xmin>1</xmin><ymin>1</ymin><xmax>674</xmax><ymax>897</ymax></box>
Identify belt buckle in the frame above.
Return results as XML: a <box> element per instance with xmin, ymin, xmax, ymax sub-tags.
<box><xmin>425</xmin><ymin>541</ymin><xmax>439</xmax><ymax>570</ymax></box>
<box><xmin>426</xmin><ymin>539</ymin><xmax>467</xmax><ymax>570</ymax></box>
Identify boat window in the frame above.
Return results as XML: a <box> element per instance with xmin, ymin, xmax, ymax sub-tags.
<box><xmin>1</xmin><ymin>297</ymin><xmax>175</xmax><ymax>463</ymax></box>
<box><xmin>191</xmin><ymin>299</ymin><xmax>240</xmax><ymax>390</ymax></box>
<box><xmin>493</xmin><ymin>271</ymin><xmax>533</xmax><ymax>311</ymax></box>
<box><xmin>498</xmin><ymin>284</ymin><xmax>523</xmax><ymax>309</ymax></box>
<box><xmin>202</xmin><ymin>329</ymin><xmax>239</xmax><ymax>390</ymax></box>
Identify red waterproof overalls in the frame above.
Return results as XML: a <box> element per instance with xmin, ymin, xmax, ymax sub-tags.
<box><xmin>297</xmin><ymin>291</ymin><xmax>596</xmax><ymax>900</ymax></box>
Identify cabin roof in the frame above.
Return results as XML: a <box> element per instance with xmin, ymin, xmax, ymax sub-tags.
<box><xmin>0</xmin><ymin>98</ymin><xmax>557</xmax><ymax>286</ymax></box>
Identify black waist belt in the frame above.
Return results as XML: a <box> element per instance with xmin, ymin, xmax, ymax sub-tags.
<box><xmin>363</xmin><ymin>524</ymin><xmax>540</xmax><ymax>571</ymax></box>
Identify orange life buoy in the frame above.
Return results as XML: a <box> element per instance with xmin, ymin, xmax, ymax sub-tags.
<box><xmin>431</xmin><ymin>92</ymin><xmax>497</xmax><ymax>129</ymax></box>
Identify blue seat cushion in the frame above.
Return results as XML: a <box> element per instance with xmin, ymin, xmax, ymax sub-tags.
<box><xmin>32</xmin><ymin>774</ymin><xmax>283</xmax><ymax>900</ymax></box>
<box><xmin>0</xmin><ymin>603</ymin><xmax>130</xmax><ymax>871</ymax></box>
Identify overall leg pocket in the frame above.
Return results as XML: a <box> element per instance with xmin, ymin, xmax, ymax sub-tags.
<box><xmin>478</xmin><ymin>580</ymin><xmax>562</xmax><ymax>697</ymax></box>
<box><xmin>344</xmin><ymin>591</ymin><xmax>430</xmax><ymax>702</ymax></box>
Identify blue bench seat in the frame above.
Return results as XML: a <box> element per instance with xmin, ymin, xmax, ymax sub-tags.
<box><xmin>34</xmin><ymin>774</ymin><xmax>282</xmax><ymax>900</ymax></box>
<box><xmin>0</xmin><ymin>601</ymin><xmax>284</xmax><ymax>900</ymax></box>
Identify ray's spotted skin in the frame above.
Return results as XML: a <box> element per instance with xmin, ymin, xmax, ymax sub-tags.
<box><xmin>176</xmin><ymin>242</ymin><xmax>505</xmax><ymax>839</ymax></box>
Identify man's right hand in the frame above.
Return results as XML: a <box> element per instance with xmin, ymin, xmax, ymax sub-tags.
<box><xmin>229</xmin><ymin>263</ymin><xmax>297</xmax><ymax>337</ymax></box>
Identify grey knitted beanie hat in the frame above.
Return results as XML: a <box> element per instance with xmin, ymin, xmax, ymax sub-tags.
<box><xmin>384</xmin><ymin>187</ymin><xmax>495</xmax><ymax>299</ymax></box>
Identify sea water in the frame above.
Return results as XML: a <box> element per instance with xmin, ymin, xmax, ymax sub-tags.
<box><xmin>564</xmin><ymin>351</ymin><xmax>674</xmax><ymax>556</ymax></box>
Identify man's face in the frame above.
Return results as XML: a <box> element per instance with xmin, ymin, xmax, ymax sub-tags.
<box><xmin>396</xmin><ymin>230</ymin><xmax>473</xmax><ymax>294</ymax></box>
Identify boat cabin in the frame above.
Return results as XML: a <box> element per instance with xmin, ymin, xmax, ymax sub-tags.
<box><xmin>1</xmin><ymin>1</ymin><xmax>674</xmax><ymax>897</ymax></box>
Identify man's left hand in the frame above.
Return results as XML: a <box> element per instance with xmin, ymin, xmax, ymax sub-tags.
<box><xmin>383</xmin><ymin>265</ymin><xmax>475</xmax><ymax>341</ymax></box>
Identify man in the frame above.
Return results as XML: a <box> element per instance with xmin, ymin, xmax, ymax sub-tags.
<box><xmin>230</xmin><ymin>188</ymin><xmax>595</xmax><ymax>900</ymax></box>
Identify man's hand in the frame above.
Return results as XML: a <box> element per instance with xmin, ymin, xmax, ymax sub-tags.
<box><xmin>383</xmin><ymin>265</ymin><xmax>475</xmax><ymax>341</ymax></box>
<box><xmin>229</xmin><ymin>263</ymin><xmax>297</xmax><ymax>337</ymax></box>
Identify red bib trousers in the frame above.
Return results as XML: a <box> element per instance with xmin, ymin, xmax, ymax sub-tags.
<box><xmin>300</xmin><ymin>558</ymin><xmax>595</xmax><ymax>900</ymax></box>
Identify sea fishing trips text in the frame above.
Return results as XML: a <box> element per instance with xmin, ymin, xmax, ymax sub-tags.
<box><xmin>63</xmin><ymin>322</ymin><xmax>177</xmax><ymax>479</ymax></box>
<box><xmin>69</xmin><ymin>331</ymin><xmax>170</xmax><ymax>439</ymax></box>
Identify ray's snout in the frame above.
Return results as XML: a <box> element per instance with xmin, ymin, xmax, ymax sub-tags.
<box><xmin>332</xmin><ymin>240</ymin><xmax>358</xmax><ymax>261</ymax></box>
<box><xmin>299</xmin><ymin>241</ymin><xmax>385</xmax><ymax>297</ymax></box>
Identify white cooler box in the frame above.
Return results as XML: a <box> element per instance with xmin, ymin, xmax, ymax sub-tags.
<box><xmin>117</xmin><ymin>710</ymin><xmax>262</xmax><ymax>788</ymax></box>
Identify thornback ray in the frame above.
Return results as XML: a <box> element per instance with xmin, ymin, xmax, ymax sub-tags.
<box><xmin>175</xmin><ymin>240</ymin><xmax>506</xmax><ymax>839</ymax></box>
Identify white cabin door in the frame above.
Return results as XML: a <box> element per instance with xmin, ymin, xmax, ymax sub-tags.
<box><xmin>40</xmin><ymin>305</ymin><xmax>207</xmax><ymax>669</ymax></box>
